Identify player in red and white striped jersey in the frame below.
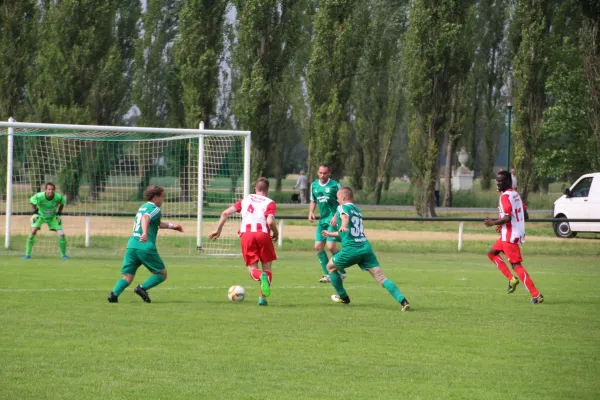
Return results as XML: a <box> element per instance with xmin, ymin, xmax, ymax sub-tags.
<box><xmin>484</xmin><ymin>171</ymin><xmax>544</xmax><ymax>304</ymax></box>
<box><xmin>209</xmin><ymin>177</ymin><xmax>278</xmax><ymax>306</ymax></box>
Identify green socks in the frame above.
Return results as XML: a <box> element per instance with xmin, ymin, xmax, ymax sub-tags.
<box><xmin>328</xmin><ymin>271</ymin><xmax>347</xmax><ymax>298</ymax></box>
<box><xmin>382</xmin><ymin>279</ymin><xmax>406</xmax><ymax>303</ymax></box>
<box><xmin>112</xmin><ymin>278</ymin><xmax>130</xmax><ymax>296</ymax></box>
<box><xmin>141</xmin><ymin>273</ymin><xmax>165</xmax><ymax>291</ymax></box>
<box><xmin>25</xmin><ymin>234</ymin><xmax>36</xmax><ymax>256</ymax></box>
<box><xmin>59</xmin><ymin>236</ymin><xmax>67</xmax><ymax>257</ymax></box>
<box><xmin>317</xmin><ymin>251</ymin><xmax>329</xmax><ymax>275</ymax></box>
<box><xmin>25</xmin><ymin>235</ymin><xmax>67</xmax><ymax>257</ymax></box>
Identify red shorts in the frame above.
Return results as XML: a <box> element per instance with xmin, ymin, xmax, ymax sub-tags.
<box><xmin>492</xmin><ymin>239</ymin><xmax>523</xmax><ymax>264</ymax></box>
<box><xmin>240</xmin><ymin>232</ymin><xmax>277</xmax><ymax>266</ymax></box>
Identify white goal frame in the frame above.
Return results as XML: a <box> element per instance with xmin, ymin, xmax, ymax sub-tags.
<box><xmin>1</xmin><ymin>119</ymin><xmax>251</xmax><ymax>254</ymax></box>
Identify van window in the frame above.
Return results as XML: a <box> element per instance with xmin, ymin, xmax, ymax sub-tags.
<box><xmin>571</xmin><ymin>177</ymin><xmax>593</xmax><ymax>197</ymax></box>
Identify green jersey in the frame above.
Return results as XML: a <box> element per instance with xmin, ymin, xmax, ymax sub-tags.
<box><xmin>126</xmin><ymin>202</ymin><xmax>162</xmax><ymax>252</ymax></box>
<box><xmin>310</xmin><ymin>179</ymin><xmax>341</xmax><ymax>220</ymax></box>
<box><xmin>30</xmin><ymin>192</ymin><xmax>65</xmax><ymax>219</ymax></box>
<box><xmin>337</xmin><ymin>203</ymin><xmax>371</xmax><ymax>250</ymax></box>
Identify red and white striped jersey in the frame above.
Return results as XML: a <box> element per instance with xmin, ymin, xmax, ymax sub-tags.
<box><xmin>233</xmin><ymin>194</ymin><xmax>276</xmax><ymax>234</ymax></box>
<box><xmin>498</xmin><ymin>189</ymin><xmax>526</xmax><ymax>244</ymax></box>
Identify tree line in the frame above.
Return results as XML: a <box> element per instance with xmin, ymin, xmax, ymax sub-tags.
<box><xmin>1</xmin><ymin>0</ymin><xmax>599</xmax><ymax>214</ymax></box>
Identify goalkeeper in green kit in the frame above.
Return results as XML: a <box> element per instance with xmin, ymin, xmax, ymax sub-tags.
<box><xmin>24</xmin><ymin>182</ymin><xmax>68</xmax><ymax>260</ymax></box>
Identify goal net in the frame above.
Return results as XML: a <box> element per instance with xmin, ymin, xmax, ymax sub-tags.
<box><xmin>0</xmin><ymin>121</ymin><xmax>250</xmax><ymax>257</ymax></box>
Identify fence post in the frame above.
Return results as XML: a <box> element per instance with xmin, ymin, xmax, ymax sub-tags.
<box><xmin>458</xmin><ymin>221</ymin><xmax>464</xmax><ymax>252</ymax></box>
<box><xmin>278</xmin><ymin>219</ymin><xmax>284</xmax><ymax>248</ymax></box>
<box><xmin>85</xmin><ymin>216</ymin><xmax>91</xmax><ymax>247</ymax></box>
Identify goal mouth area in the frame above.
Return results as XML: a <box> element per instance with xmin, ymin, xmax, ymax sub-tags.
<box><xmin>1</xmin><ymin>121</ymin><xmax>251</xmax><ymax>257</ymax></box>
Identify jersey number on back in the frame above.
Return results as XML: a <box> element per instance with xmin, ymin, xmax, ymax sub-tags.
<box><xmin>350</xmin><ymin>216</ymin><xmax>364</xmax><ymax>237</ymax></box>
<box><xmin>133</xmin><ymin>213</ymin><xmax>142</xmax><ymax>232</ymax></box>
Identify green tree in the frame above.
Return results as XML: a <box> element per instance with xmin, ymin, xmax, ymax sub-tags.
<box><xmin>404</xmin><ymin>0</ymin><xmax>473</xmax><ymax>216</ymax></box>
<box><xmin>0</xmin><ymin>0</ymin><xmax>37</xmax><ymax>197</ymax></box>
<box><xmin>307</xmin><ymin>0</ymin><xmax>368</xmax><ymax>179</ymax></box>
<box><xmin>28</xmin><ymin>0</ymin><xmax>136</xmax><ymax>203</ymax></box>
<box><xmin>176</xmin><ymin>0</ymin><xmax>228</xmax><ymax>129</ymax></box>
<box><xmin>580</xmin><ymin>0</ymin><xmax>600</xmax><ymax>170</ymax></box>
<box><xmin>474</xmin><ymin>0</ymin><xmax>509</xmax><ymax>191</ymax></box>
<box><xmin>537</xmin><ymin>39</ymin><xmax>595</xmax><ymax>179</ymax></box>
<box><xmin>510</xmin><ymin>0</ymin><xmax>553</xmax><ymax>201</ymax></box>
<box><xmin>133</xmin><ymin>0</ymin><xmax>182</xmax><ymax>200</ymax></box>
<box><xmin>351</xmin><ymin>0</ymin><xmax>406</xmax><ymax>203</ymax></box>
<box><xmin>234</xmin><ymin>0</ymin><xmax>305</xmax><ymax>180</ymax></box>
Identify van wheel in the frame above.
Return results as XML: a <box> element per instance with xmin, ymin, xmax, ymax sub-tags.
<box><xmin>553</xmin><ymin>219</ymin><xmax>577</xmax><ymax>238</ymax></box>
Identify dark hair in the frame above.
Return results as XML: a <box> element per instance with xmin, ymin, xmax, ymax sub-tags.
<box><xmin>144</xmin><ymin>185</ymin><xmax>164</xmax><ymax>201</ymax></box>
<box><xmin>255</xmin><ymin>177</ymin><xmax>270</xmax><ymax>192</ymax></box>
<box><xmin>318</xmin><ymin>163</ymin><xmax>330</xmax><ymax>171</ymax></box>
<box><xmin>497</xmin><ymin>170</ymin><xmax>511</xmax><ymax>184</ymax></box>
<box><xmin>44</xmin><ymin>182</ymin><xmax>56</xmax><ymax>190</ymax></box>
<box><xmin>339</xmin><ymin>186</ymin><xmax>354</xmax><ymax>199</ymax></box>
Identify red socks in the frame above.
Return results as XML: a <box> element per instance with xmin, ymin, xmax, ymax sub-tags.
<box><xmin>249</xmin><ymin>268</ymin><xmax>262</xmax><ymax>281</ymax></box>
<box><xmin>513</xmin><ymin>265</ymin><xmax>540</xmax><ymax>297</ymax></box>
<box><xmin>488</xmin><ymin>254</ymin><xmax>514</xmax><ymax>280</ymax></box>
<box><xmin>249</xmin><ymin>269</ymin><xmax>272</xmax><ymax>297</ymax></box>
<box><xmin>265</xmin><ymin>270</ymin><xmax>272</xmax><ymax>284</ymax></box>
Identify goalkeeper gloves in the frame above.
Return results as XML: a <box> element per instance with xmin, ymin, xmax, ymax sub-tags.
<box><xmin>31</xmin><ymin>214</ymin><xmax>40</xmax><ymax>224</ymax></box>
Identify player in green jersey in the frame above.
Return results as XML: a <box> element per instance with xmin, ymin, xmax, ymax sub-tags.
<box><xmin>108</xmin><ymin>186</ymin><xmax>183</xmax><ymax>303</ymax></box>
<box><xmin>309</xmin><ymin>164</ymin><xmax>346</xmax><ymax>283</ymax></box>
<box><xmin>23</xmin><ymin>182</ymin><xmax>68</xmax><ymax>260</ymax></box>
<box><xmin>321</xmin><ymin>187</ymin><xmax>410</xmax><ymax>311</ymax></box>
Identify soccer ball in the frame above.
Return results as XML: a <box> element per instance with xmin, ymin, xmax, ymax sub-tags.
<box><xmin>228</xmin><ymin>285</ymin><xmax>246</xmax><ymax>302</ymax></box>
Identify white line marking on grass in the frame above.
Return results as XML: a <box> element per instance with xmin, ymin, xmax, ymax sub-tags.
<box><xmin>0</xmin><ymin>285</ymin><xmax>372</xmax><ymax>293</ymax></box>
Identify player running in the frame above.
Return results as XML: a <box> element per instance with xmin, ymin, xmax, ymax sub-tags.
<box><xmin>108</xmin><ymin>185</ymin><xmax>184</xmax><ymax>303</ymax></box>
<box><xmin>484</xmin><ymin>170</ymin><xmax>544</xmax><ymax>304</ymax></box>
<box><xmin>321</xmin><ymin>187</ymin><xmax>410</xmax><ymax>311</ymax></box>
<box><xmin>24</xmin><ymin>182</ymin><xmax>68</xmax><ymax>260</ymax></box>
<box><xmin>210</xmin><ymin>177</ymin><xmax>278</xmax><ymax>306</ymax></box>
<box><xmin>309</xmin><ymin>164</ymin><xmax>346</xmax><ymax>283</ymax></box>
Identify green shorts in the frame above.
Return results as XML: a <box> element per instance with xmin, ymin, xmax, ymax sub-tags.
<box><xmin>121</xmin><ymin>248</ymin><xmax>166</xmax><ymax>275</ymax></box>
<box><xmin>315</xmin><ymin>221</ymin><xmax>341</xmax><ymax>243</ymax></box>
<box><xmin>31</xmin><ymin>215</ymin><xmax>62</xmax><ymax>231</ymax></box>
<box><xmin>331</xmin><ymin>247</ymin><xmax>379</xmax><ymax>270</ymax></box>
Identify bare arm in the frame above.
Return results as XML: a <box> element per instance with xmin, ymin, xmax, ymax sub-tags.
<box><xmin>339</xmin><ymin>213</ymin><xmax>350</xmax><ymax>232</ymax></box>
<box><xmin>484</xmin><ymin>215</ymin><xmax>510</xmax><ymax>227</ymax></box>
<box><xmin>267</xmin><ymin>215</ymin><xmax>279</xmax><ymax>242</ymax></box>
<box><xmin>140</xmin><ymin>214</ymin><xmax>151</xmax><ymax>242</ymax></box>
<box><xmin>309</xmin><ymin>200</ymin><xmax>317</xmax><ymax>222</ymax></box>
<box><xmin>159</xmin><ymin>221</ymin><xmax>184</xmax><ymax>232</ymax></box>
<box><xmin>57</xmin><ymin>204</ymin><xmax>64</xmax><ymax>216</ymax></box>
<box><xmin>209</xmin><ymin>206</ymin><xmax>238</xmax><ymax>240</ymax></box>
<box><xmin>322</xmin><ymin>214</ymin><xmax>349</xmax><ymax>238</ymax></box>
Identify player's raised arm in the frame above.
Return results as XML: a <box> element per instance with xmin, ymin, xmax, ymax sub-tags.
<box><xmin>209</xmin><ymin>205</ymin><xmax>239</xmax><ymax>240</ymax></box>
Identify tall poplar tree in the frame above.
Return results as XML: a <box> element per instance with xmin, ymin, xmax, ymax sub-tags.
<box><xmin>234</xmin><ymin>0</ymin><xmax>304</xmax><ymax>180</ymax></box>
<box><xmin>404</xmin><ymin>0</ymin><xmax>473</xmax><ymax>216</ymax></box>
<box><xmin>306</xmin><ymin>0</ymin><xmax>368</xmax><ymax>179</ymax></box>
<box><xmin>351</xmin><ymin>0</ymin><xmax>406</xmax><ymax>203</ymax></box>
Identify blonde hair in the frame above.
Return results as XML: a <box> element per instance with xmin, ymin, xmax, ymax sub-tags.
<box><xmin>339</xmin><ymin>187</ymin><xmax>353</xmax><ymax>200</ymax></box>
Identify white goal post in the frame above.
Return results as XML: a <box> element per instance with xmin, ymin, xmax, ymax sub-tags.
<box><xmin>0</xmin><ymin>120</ymin><xmax>250</xmax><ymax>257</ymax></box>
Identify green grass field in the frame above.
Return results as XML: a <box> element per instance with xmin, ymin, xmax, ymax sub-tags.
<box><xmin>1</xmin><ymin>250</ymin><xmax>599</xmax><ymax>399</ymax></box>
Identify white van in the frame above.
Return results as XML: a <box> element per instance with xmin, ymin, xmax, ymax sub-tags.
<box><xmin>553</xmin><ymin>172</ymin><xmax>600</xmax><ymax>238</ymax></box>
